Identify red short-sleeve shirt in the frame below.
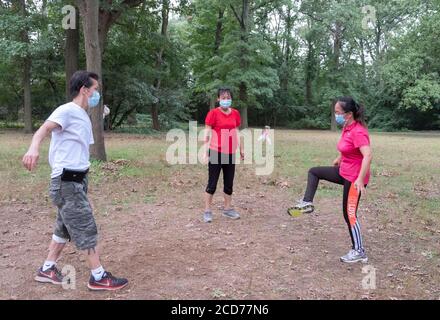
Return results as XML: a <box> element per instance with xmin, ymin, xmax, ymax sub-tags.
<box><xmin>205</xmin><ymin>107</ymin><xmax>241</xmax><ymax>154</ymax></box>
<box><xmin>337</xmin><ymin>121</ymin><xmax>371</xmax><ymax>184</ymax></box>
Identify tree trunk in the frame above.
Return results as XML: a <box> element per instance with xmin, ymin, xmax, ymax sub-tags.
<box><xmin>305</xmin><ymin>38</ymin><xmax>314</xmax><ymax>106</ymax></box>
<box><xmin>19</xmin><ymin>0</ymin><xmax>32</xmax><ymax>133</ymax></box>
<box><xmin>77</xmin><ymin>0</ymin><xmax>106</xmax><ymax>161</ymax></box>
<box><xmin>239</xmin><ymin>82</ymin><xmax>248</xmax><ymax>129</ymax></box>
<box><xmin>214</xmin><ymin>8</ymin><xmax>224</xmax><ymax>55</ymax></box>
<box><xmin>375</xmin><ymin>22</ymin><xmax>381</xmax><ymax>61</ymax></box>
<box><xmin>23</xmin><ymin>57</ymin><xmax>32</xmax><ymax>133</ymax></box>
<box><xmin>239</xmin><ymin>0</ymin><xmax>249</xmax><ymax>129</ymax></box>
<box><xmin>98</xmin><ymin>10</ymin><xmax>115</xmax><ymax>56</ymax></box>
<box><xmin>65</xmin><ymin>6</ymin><xmax>79</xmax><ymax>101</ymax></box>
<box><xmin>209</xmin><ymin>96</ymin><xmax>216</xmax><ymax>110</ymax></box>
<box><xmin>127</xmin><ymin>113</ymin><xmax>137</xmax><ymax>125</ymax></box>
<box><xmin>331</xmin><ymin>21</ymin><xmax>342</xmax><ymax>131</ymax></box>
<box><xmin>151</xmin><ymin>0</ymin><xmax>169</xmax><ymax>131</ymax></box>
<box><xmin>360</xmin><ymin>38</ymin><xmax>367</xmax><ymax>83</ymax></box>
<box><xmin>280</xmin><ymin>3</ymin><xmax>293</xmax><ymax>116</ymax></box>
<box><xmin>207</xmin><ymin>8</ymin><xmax>225</xmax><ymax>112</ymax></box>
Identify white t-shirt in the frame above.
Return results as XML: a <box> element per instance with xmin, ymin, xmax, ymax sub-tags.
<box><xmin>47</xmin><ymin>102</ymin><xmax>94</xmax><ymax>178</ymax></box>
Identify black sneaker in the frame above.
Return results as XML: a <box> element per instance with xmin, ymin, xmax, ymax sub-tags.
<box><xmin>87</xmin><ymin>271</ymin><xmax>128</xmax><ymax>291</ymax></box>
<box><xmin>35</xmin><ymin>265</ymin><xmax>64</xmax><ymax>285</ymax></box>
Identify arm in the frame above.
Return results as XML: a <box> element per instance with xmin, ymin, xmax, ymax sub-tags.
<box><xmin>354</xmin><ymin>145</ymin><xmax>373</xmax><ymax>193</ymax></box>
<box><xmin>333</xmin><ymin>153</ymin><xmax>342</xmax><ymax>166</ymax></box>
<box><xmin>204</xmin><ymin>125</ymin><xmax>212</xmax><ymax>160</ymax></box>
<box><xmin>236</xmin><ymin>112</ymin><xmax>244</xmax><ymax>160</ymax></box>
<box><xmin>22</xmin><ymin>121</ymin><xmax>61</xmax><ymax>171</ymax></box>
<box><xmin>238</xmin><ymin>129</ymin><xmax>244</xmax><ymax>160</ymax></box>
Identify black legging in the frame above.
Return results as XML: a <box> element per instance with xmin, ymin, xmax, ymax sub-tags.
<box><xmin>303</xmin><ymin>166</ymin><xmax>365</xmax><ymax>251</ymax></box>
<box><xmin>205</xmin><ymin>149</ymin><xmax>236</xmax><ymax>196</ymax></box>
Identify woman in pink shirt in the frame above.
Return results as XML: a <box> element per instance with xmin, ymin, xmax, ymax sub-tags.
<box><xmin>288</xmin><ymin>97</ymin><xmax>373</xmax><ymax>263</ymax></box>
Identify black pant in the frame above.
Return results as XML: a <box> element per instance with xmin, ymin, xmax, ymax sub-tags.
<box><xmin>206</xmin><ymin>149</ymin><xmax>236</xmax><ymax>196</ymax></box>
<box><xmin>303</xmin><ymin>166</ymin><xmax>366</xmax><ymax>251</ymax></box>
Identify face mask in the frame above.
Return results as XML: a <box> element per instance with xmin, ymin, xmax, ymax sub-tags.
<box><xmin>88</xmin><ymin>90</ymin><xmax>101</xmax><ymax>108</ymax></box>
<box><xmin>335</xmin><ymin>114</ymin><xmax>346</xmax><ymax>126</ymax></box>
<box><xmin>219</xmin><ymin>99</ymin><xmax>232</xmax><ymax>109</ymax></box>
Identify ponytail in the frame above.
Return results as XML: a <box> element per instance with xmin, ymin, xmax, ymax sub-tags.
<box><xmin>354</xmin><ymin>102</ymin><xmax>367</xmax><ymax>127</ymax></box>
<box><xmin>336</xmin><ymin>97</ymin><xmax>367</xmax><ymax>127</ymax></box>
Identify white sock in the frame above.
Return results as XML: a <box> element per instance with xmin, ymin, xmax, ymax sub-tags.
<box><xmin>42</xmin><ymin>260</ymin><xmax>56</xmax><ymax>272</ymax></box>
<box><xmin>91</xmin><ymin>266</ymin><xmax>106</xmax><ymax>281</ymax></box>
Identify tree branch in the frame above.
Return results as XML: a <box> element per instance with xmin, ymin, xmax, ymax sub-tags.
<box><xmin>299</xmin><ymin>9</ymin><xmax>324</xmax><ymax>24</ymax></box>
<box><xmin>230</xmin><ymin>4</ymin><xmax>243</xmax><ymax>26</ymax></box>
<box><xmin>115</xmin><ymin>105</ymin><xmax>138</xmax><ymax>128</ymax></box>
<box><xmin>252</xmin><ymin>0</ymin><xmax>275</xmax><ymax>13</ymax></box>
<box><xmin>122</xmin><ymin>0</ymin><xmax>144</xmax><ymax>7</ymax></box>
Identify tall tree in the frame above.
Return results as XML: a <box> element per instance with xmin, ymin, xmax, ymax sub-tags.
<box><xmin>188</xmin><ymin>0</ymin><xmax>279</xmax><ymax>128</ymax></box>
<box><xmin>76</xmin><ymin>0</ymin><xmax>106</xmax><ymax>160</ymax></box>
<box><xmin>151</xmin><ymin>0</ymin><xmax>170</xmax><ymax>131</ymax></box>
<box><xmin>64</xmin><ymin>4</ymin><xmax>80</xmax><ymax>101</ymax></box>
<box><xmin>229</xmin><ymin>0</ymin><xmax>250</xmax><ymax>128</ymax></box>
<box><xmin>187</xmin><ymin>0</ymin><xmax>226</xmax><ymax>112</ymax></box>
<box><xmin>18</xmin><ymin>0</ymin><xmax>32</xmax><ymax>133</ymax></box>
<box><xmin>75</xmin><ymin>0</ymin><xmax>146</xmax><ymax>160</ymax></box>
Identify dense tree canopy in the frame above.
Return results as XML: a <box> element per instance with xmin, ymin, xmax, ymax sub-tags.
<box><xmin>0</xmin><ymin>0</ymin><xmax>439</xmax><ymax>134</ymax></box>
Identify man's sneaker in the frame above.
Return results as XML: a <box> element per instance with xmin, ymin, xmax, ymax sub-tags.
<box><xmin>35</xmin><ymin>265</ymin><xmax>64</xmax><ymax>285</ymax></box>
<box><xmin>87</xmin><ymin>271</ymin><xmax>128</xmax><ymax>291</ymax></box>
<box><xmin>203</xmin><ymin>211</ymin><xmax>213</xmax><ymax>223</ymax></box>
<box><xmin>223</xmin><ymin>209</ymin><xmax>240</xmax><ymax>220</ymax></box>
<box><xmin>287</xmin><ymin>200</ymin><xmax>314</xmax><ymax>216</ymax></box>
<box><xmin>340</xmin><ymin>249</ymin><xmax>368</xmax><ymax>264</ymax></box>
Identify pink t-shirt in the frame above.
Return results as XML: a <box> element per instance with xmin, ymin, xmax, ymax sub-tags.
<box><xmin>337</xmin><ymin>121</ymin><xmax>371</xmax><ymax>184</ymax></box>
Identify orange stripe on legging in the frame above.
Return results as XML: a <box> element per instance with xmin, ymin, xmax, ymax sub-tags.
<box><xmin>347</xmin><ymin>184</ymin><xmax>360</xmax><ymax>227</ymax></box>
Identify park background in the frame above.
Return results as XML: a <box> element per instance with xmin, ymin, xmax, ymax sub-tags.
<box><xmin>0</xmin><ymin>0</ymin><xmax>439</xmax><ymax>300</ymax></box>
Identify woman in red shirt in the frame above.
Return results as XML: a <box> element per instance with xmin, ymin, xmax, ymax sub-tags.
<box><xmin>288</xmin><ymin>97</ymin><xmax>373</xmax><ymax>263</ymax></box>
<box><xmin>203</xmin><ymin>88</ymin><xmax>244</xmax><ymax>223</ymax></box>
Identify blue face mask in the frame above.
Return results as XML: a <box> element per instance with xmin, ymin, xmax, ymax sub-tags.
<box><xmin>88</xmin><ymin>90</ymin><xmax>101</xmax><ymax>108</ymax></box>
<box><xmin>335</xmin><ymin>114</ymin><xmax>346</xmax><ymax>126</ymax></box>
<box><xmin>219</xmin><ymin>99</ymin><xmax>232</xmax><ymax>109</ymax></box>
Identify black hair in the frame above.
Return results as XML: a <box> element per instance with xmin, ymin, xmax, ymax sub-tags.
<box><xmin>215</xmin><ymin>87</ymin><xmax>233</xmax><ymax>108</ymax></box>
<box><xmin>69</xmin><ymin>71</ymin><xmax>99</xmax><ymax>99</ymax></box>
<box><xmin>335</xmin><ymin>96</ymin><xmax>367</xmax><ymax>127</ymax></box>
<box><xmin>217</xmin><ymin>87</ymin><xmax>233</xmax><ymax>99</ymax></box>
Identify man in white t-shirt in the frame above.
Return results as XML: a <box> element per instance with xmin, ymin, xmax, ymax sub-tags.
<box><xmin>22</xmin><ymin>71</ymin><xmax>128</xmax><ymax>291</ymax></box>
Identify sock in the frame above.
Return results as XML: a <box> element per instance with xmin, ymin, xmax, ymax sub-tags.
<box><xmin>42</xmin><ymin>260</ymin><xmax>56</xmax><ymax>272</ymax></box>
<box><xmin>91</xmin><ymin>266</ymin><xmax>106</xmax><ymax>281</ymax></box>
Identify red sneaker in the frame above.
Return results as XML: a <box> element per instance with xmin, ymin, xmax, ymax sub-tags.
<box><xmin>35</xmin><ymin>265</ymin><xmax>64</xmax><ymax>285</ymax></box>
<box><xmin>87</xmin><ymin>272</ymin><xmax>128</xmax><ymax>291</ymax></box>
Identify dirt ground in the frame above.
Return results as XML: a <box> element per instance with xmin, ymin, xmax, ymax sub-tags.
<box><xmin>0</xmin><ymin>131</ymin><xmax>439</xmax><ymax>300</ymax></box>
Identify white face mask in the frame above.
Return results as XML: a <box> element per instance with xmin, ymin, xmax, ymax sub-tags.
<box><xmin>87</xmin><ymin>90</ymin><xmax>100</xmax><ymax>108</ymax></box>
<box><xmin>219</xmin><ymin>99</ymin><xmax>232</xmax><ymax>109</ymax></box>
<box><xmin>335</xmin><ymin>114</ymin><xmax>347</xmax><ymax>126</ymax></box>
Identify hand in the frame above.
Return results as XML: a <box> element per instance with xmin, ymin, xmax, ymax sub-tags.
<box><xmin>22</xmin><ymin>148</ymin><xmax>39</xmax><ymax>171</ymax></box>
<box><xmin>202</xmin><ymin>152</ymin><xmax>209</xmax><ymax>165</ymax></box>
<box><xmin>333</xmin><ymin>157</ymin><xmax>341</xmax><ymax>166</ymax></box>
<box><xmin>354</xmin><ymin>178</ymin><xmax>367</xmax><ymax>196</ymax></box>
<box><xmin>240</xmin><ymin>150</ymin><xmax>245</xmax><ymax>161</ymax></box>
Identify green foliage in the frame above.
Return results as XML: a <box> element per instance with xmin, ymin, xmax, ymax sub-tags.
<box><xmin>401</xmin><ymin>75</ymin><xmax>440</xmax><ymax>111</ymax></box>
<box><xmin>0</xmin><ymin>0</ymin><xmax>439</xmax><ymax>131</ymax></box>
<box><xmin>378</xmin><ymin>7</ymin><xmax>440</xmax><ymax>129</ymax></box>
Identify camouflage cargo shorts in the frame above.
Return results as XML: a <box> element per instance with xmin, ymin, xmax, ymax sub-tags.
<box><xmin>49</xmin><ymin>175</ymin><xmax>98</xmax><ymax>250</ymax></box>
